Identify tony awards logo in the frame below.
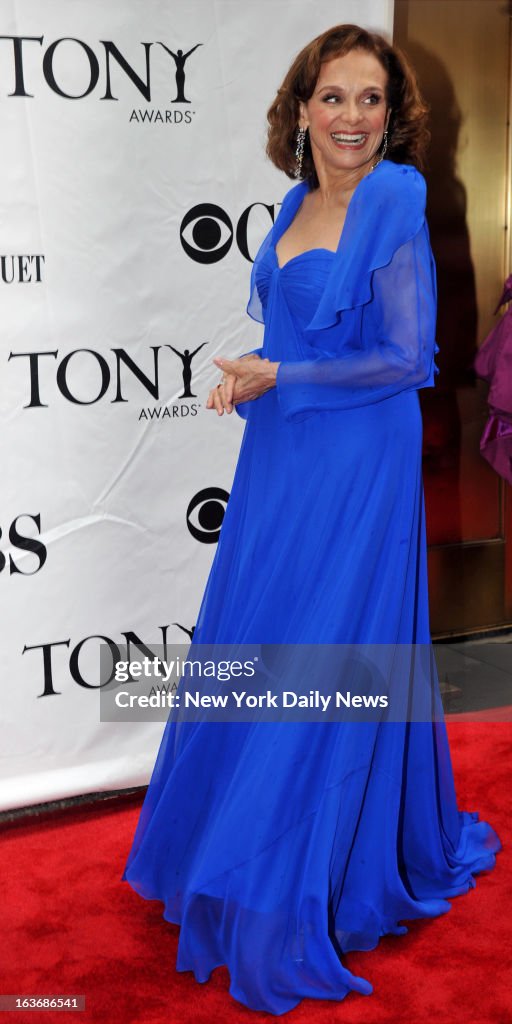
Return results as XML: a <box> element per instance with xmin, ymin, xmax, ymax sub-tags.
<box><xmin>168</xmin><ymin>343</ymin><xmax>207</xmax><ymax>398</ymax></box>
<box><xmin>7</xmin><ymin>344</ymin><xmax>209</xmax><ymax>421</ymax></box>
<box><xmin>162</xmin><ymin>43</ymin><xmax>203</xmax><ymax>103</ymax></box>
<box><xmin>0</xmin><ymin>35</ymin><xmax>204</xmax><ymax>123</ymax></box>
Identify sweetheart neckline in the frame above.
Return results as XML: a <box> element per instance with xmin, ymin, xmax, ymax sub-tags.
<box><xmin>273</xmin><ymin>246</ymin><xmax>337</xmax><ymax>272</ymax></box>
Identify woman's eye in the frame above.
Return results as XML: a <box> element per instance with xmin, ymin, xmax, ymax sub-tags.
<box><xmin>322</xmin><ymin>92</ymin><xmax>382</xmax><ymax>105</ymax></box>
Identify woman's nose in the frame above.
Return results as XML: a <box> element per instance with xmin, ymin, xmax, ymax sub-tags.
<box><xmin>339</xmin><ymin>100</ymin><xmax>363</xmax><ymax>125</ymax></box>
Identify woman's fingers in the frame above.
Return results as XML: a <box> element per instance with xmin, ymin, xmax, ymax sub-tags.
<box><xmin>206</xmin><ymin>385</ymin><xmax>225</xmax><ymax>415</ymax></box>
<box><xmin>214</xmin><ymin>385</ymin><xmax>226</xmax><ymax>415</ymax></box>
<box><xmin>223</xmin><ymin>373</ymin><xmax>236</xmax><ymax>411</ymax></box>
<box><xmin>206</xmin><ymin>388</ymin><xmax>217</xmax><ymax>410</ymax></box>
<box><xmin>206</xmin><ymin>373</ymin><xmax>237</xmax><ymax>415</ymax></box>
<box><xmin>213</xmin><ymin>357</ymin><xmax>246</xmax><ymax>378</ymax></box>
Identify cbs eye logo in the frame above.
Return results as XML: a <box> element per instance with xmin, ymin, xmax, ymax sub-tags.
<box><xmin>186</xmin><ymin>487</ymin><xmax>229</xmax><ymax>542</ymax></box>
<box><xmin>180</xmin><ymin>202</ymin><xmax>277</xmax><ymax>264</ymax></box>
<box><xmin>180</xmin><ymin>204</ymin><xmax>232</xmax><ymax>264</ymax></box>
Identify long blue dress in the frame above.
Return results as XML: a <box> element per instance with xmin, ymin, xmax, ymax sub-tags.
<box><xmin>122</xmin><ymin>160</ymin><xmax>501</xmax><ymax>1015</ymax></box>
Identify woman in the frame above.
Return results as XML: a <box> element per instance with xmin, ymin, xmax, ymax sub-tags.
<box><xmin>122</xmin><ymin>24</ymin><xmax>501</xmax><ymax>1016</ymax></box>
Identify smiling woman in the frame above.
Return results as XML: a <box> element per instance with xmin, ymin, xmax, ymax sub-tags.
<box><xmin>122</xmin><ymin>22</ymin><xmax>501</xmax><ymax>1018</ymax></box>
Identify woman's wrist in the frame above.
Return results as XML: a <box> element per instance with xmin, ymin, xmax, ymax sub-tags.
<box><xmin>270</xmin><ymin>361</ymin><xmax>281</xmax><ymax>384</ymax></box>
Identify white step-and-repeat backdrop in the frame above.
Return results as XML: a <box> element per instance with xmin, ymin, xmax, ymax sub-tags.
<box><xmin>2</xmin><ymin>0</ymin><xmax>392</xmax><ymax>810</ymax></box>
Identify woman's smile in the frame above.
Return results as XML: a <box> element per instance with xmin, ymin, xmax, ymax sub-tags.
<box><xmin>330</xmin><ymin>131</ymin><xmax>369</xmax><ymax>149</ymax></box>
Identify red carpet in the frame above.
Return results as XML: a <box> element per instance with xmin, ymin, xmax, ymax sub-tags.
<box><xmin>2</xmin><ymin>723</ymin><xmax>510</xmax><ymax>1024</ymax></box>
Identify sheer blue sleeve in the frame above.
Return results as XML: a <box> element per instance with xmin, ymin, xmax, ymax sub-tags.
<box><xmin>275</xmin><ymin>220</ymin><xmax>439</xmax><ymax>423</ymax></box>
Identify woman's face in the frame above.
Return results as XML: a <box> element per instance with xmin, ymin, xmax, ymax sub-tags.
<box><xmin>299</xmin><ymin>48</ymin><xmax>391</xmax><ymax>178</ymax></box>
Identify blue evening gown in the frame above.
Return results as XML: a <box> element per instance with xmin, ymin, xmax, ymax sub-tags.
<box><xmin>122</xmin><ymin>161</ymin><xmax>501</xmax><ymax>1015</ymax></box>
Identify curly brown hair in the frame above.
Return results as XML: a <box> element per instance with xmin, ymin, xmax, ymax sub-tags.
<box><xmin>266</xmin><ymin>24</ymin><xmax>430</xmax><ymax>187</ymax></box>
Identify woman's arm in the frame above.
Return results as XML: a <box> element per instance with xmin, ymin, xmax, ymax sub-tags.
<box><xmin>275</xmin><ymin>224</ymin><xmax>439</xmax><ymax>422</ymax></box>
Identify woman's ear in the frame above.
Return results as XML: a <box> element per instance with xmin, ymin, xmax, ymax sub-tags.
<box><xmin>298</xmin><ymin>101</ymin><xmax>308</xmax><ymax>130</ymax></box>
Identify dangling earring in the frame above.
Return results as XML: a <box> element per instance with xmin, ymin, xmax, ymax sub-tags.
<box><xmin>370</xmin><ymin>129</ymin><xmax>389</xmax><ymax>172</ymax></box>
<box><xmin>294</xmin><ymin>126</ymin><xmax>306</xmax><ymax>179</ymax></box>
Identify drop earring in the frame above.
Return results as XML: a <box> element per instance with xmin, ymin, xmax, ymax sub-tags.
<box><xmin>370</xmin><ymin>129</ymin><xmax>389</xmax><ymax>172</ymax></box>
<box><xmin>294</xmin><ymin>126</ymin><xmax>306</xmax><ymax>179</ymax></box>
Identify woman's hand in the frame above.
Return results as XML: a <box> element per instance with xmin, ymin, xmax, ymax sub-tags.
<box><xmin>206</xmin><ymin>354</ymin><xmax>280</xmax><ymax>415</ymax></box>
<box><xmin>206</xmin><ymin>353</ymin><xmax>260</xmax><ymax>415</ymax></box>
